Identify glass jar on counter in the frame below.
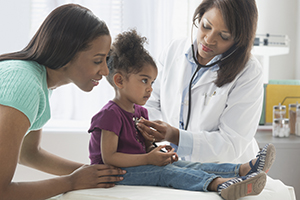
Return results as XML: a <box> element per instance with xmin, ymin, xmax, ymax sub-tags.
<box><xmin>272</xmin><ymin>118</ymin><xmax>290</xmax><ymax>137</ymax></box>
<box><xmin>273</xmin><ymin>104</ymin><xmax>286</xmax><ymax>120</ymax></box>
<box><xmin>296</xmin><ymin>104</ymin><xmax>300</xmax><ymax>136</ymax></box>
<box><xmin>289</xmin><ymin>104</ymin><xmax>297</xmax><ymax>134</ymax></box>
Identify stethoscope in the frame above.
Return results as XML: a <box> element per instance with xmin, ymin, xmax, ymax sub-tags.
<box><xmin>184</xmin><ymin>24</ymin><xmax>237</xmax><ymax>130</ymax></box>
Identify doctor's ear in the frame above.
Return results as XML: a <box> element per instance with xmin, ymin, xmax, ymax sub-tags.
<box><xmin>113</xmin><ymin>73</ymin><xmax>124</xmax><ymax>88</ymax></box>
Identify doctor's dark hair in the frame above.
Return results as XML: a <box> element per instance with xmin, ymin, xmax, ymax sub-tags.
<box><xmin>193</xmin><ymin>0</ymin><xmax>258</xmax><ymax>87</ymax></box>
<box><xmin>0</xmin><ymin>4</ymin><xmax>110</xmax><ymax>69</ymax></box>
<box><xmin>106</xmin><ymin>29</ymin><xmax>157</xmax><ymax>88</ymax></box>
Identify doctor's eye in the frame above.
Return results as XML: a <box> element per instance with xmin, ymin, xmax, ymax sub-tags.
<box><xmin>202</xmin><ymin>22</ymin><xmax>211</xmax><ymax>30</ymax></box>
<box><xmin>220</xmin><ymin>33</ymin><xmax>231</xmax><ymax>41</ymax></box>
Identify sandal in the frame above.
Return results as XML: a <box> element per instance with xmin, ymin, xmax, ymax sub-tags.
<box><xmin>246</xmin><ymin>143</ymin><xmax>276</xmax><ymax>176</ymax></box>
<box><xmin>217</xmin><ymin>171</ymin><xmax>266</xmax><ymax>200</ymax></box>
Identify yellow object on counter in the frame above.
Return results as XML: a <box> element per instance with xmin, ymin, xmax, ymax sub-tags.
<box><xmin>265</xmin><ymin>84</ymin><xmax>300</xmax><ymax>124</ymax></box>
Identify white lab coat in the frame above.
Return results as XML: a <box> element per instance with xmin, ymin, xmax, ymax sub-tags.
<box><xmin>145</xmin><ymin>37</ymin><xmax>262</xmax><ymax>164</ymax></box>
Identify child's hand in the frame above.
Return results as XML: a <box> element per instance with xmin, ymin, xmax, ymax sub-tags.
<box><xmin>165</xmin><ymin>145</ymin><xmax>179</xmax><ymax>163</ymax></box>
<box><xmin>146</xmin><ymin>145</ymin><xmax>178</xmax><ymax>166</ymax></box>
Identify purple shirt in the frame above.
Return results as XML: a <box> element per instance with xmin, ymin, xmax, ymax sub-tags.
<box><xmin>88</xmin><ymin>100</ymin><xmax>148</xmax><ymax>165</ymax></box>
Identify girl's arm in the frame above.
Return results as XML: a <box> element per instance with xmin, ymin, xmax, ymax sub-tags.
<box><xmin>0</xmin><ymin>105</ymin><xmax>125</xmax><ymax>200</ymax></box>
<box><xmin>101</xmin><ymin>129</ymin><xmax>176</xmax><ymax>168</ymax></box>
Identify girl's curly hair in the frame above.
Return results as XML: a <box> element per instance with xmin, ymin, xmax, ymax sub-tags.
<box><xmin>106</xmin><ymin>29</ymin><xmax>156</xmax><ymax>87</ymax></box>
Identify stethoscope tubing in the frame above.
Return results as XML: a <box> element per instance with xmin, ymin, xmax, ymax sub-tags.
<box><xmin>184</xmin><ymin>44</ymin><xmax>221</xmax><ymax>130</ymax></box>
<box><xmin>184</xmin><ymin>21</ymin><xmax>238</xmax><ymax>130</ymax></box>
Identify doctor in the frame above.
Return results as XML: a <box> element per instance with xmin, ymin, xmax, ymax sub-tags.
<box><xmin>137</xmin><ymin>0</ymin><xmax>262</xmax><ymax>164</ymax></box>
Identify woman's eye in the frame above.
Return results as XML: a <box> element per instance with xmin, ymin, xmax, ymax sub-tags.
<box><xmin>94</xmin><ymin>60</ymin><xmax>103</xmax><ymax>64</ymax></box>
<box><xmin>220</xmin><ymin>34</ymin><xmax>230</xmax><ymax>41</ymax></box>
<box><xmin>202</xmin><ymin>22</ymin><xmax>211</xmax><ymax>30</ymax></box>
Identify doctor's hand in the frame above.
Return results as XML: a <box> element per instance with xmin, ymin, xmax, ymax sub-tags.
<box><xmin>136</xmin><ymin>119</ymin><xmax>179</xmax><ymax>146</ymax></box>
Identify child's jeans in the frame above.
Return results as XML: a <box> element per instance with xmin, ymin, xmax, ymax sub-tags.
<box><xmin>117</xmin><ymin>160</ymin><xmax>241</xmax><ymax>191</ymax></box>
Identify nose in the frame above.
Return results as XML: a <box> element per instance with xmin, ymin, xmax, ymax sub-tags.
<box><xmin>100</xmin><ymin>63</ymin><xmax>109</xmax><ymax>76</ymax></box>
<box><xmin>147</xmin><ymin>85</ymin><xmax>153</xmax><ymax>93</ymax></box>
<box><xmin>204</xmin><ymin>32</ymin><xmax>216</xmax><ymax>45</ymax></box>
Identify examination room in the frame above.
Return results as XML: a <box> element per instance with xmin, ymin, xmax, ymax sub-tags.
<box><xmin>0</xmin><ymin>0</ymin><xmax>299</xmax><ymax>199</ymax></box>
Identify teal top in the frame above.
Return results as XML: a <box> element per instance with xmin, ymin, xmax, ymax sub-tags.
<box><xmin>0</xmin><ymin>60</ymin><xmax>52</xmax><ymax>134</ymax></box>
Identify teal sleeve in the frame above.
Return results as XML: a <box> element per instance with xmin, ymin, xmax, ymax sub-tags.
<box><xmin>0</xmin><ymin>68</ymin><xmax>43</xmax><ymax>126</ymax></box>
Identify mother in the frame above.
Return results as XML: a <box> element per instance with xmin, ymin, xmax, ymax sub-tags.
<box><xmin>0</xmin><ymin>4</ymin><xmax>125</xmax><ymax>200</ymax></box>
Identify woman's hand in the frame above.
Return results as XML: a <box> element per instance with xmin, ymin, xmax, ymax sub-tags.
<box><xmin>136</xmin><ymin>119</ymin><xmax>179</xmax><ymax>145</ymax></box>
<box><xmin>68</xmin><ymin>164</ymin><xmax>126</xmax><ymax>190</ymax></box>
<box><xmin>146</xmin><ymin>145</ymin><xmax>178</xmax><ymax>166</ymax></box>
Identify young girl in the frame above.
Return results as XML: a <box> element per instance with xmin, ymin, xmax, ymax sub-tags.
<box><xmin>88</xmin><ymin>29</ymin><xmax>276</xmax><ymax>200</ymax></box>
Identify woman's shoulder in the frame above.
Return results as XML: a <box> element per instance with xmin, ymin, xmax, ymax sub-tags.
<box><xmin>158</xmin><ymin>37</ymin><xmax>190</xmax><ymax>64</ymax></box>
<box><xmin>0</xmin><ymin>60</ymin><xmax>47</xmax><ymax>93</ymax></box>
<box><xmin>0</xmin><ymin>60</ymin><xmax>45</xmax><ymax>77</ymax></box>
<box><xmin>244</xmin><ymin>55</ymin><xmax>263</xmax><ymax>74</ymax></box>
<box><xmin>248</xmin><ymin>55</ymin><xmax>262</xmax><ymax>66</ymax></box>
<box><xmin>236</xmin><ymin>55</ymin><xmax>263</xmax><ymax>82</ymax></box>
<box><xmin>0</xmin><ymin>60</ymin><xmax>49</xmax><ymax>128</ymax></box>
<box><xmin>1</xmin><ymin>59</ymin><xmax>40</xmax><ymax>67</ymax></box>
<box><xmin>167</xmin><ymin>37</ymin><xmax>190</xmax><ymax>52</ymax></box>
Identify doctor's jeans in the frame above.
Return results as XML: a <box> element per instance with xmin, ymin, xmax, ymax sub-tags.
<box><xmin>117</xmin><ymin>160</ymin><xmax>241</xmax><ymax>191</ymax></box>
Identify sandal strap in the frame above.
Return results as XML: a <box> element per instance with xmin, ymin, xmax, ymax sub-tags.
<box><xmin>246</xmin><ymin>158</ymin><xmax>260</xmax><ymax>175</ymax></box>
<box><xmin>246</xmin><ymin>144</ymin><xmax>269</xmax><ymax>176</ymax></box>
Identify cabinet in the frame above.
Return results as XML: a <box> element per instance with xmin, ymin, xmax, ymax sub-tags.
<box><xmin>255</xmin><ymin>128</ymin><xmax>300</xmax><ymax>199</ymax></box>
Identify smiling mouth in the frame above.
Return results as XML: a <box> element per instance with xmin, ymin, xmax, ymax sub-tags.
<box><xmin>91</xmin><ymin>79</ymin><xmax>101</xmax><ymax>86</ymax></box>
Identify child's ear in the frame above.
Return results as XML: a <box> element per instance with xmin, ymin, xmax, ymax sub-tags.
<box><xmin>113</xmin><ymin>73</ymin><xmax>124</xmax><ymax>88</ymax></box>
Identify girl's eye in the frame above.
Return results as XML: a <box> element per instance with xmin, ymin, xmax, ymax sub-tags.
<box><xmin>142</xmin><ymin>79</ymin><xmax>148</xmax><ymax>84</ymax></box>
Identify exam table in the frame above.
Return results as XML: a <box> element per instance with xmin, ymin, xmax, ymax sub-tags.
<box><xmin>38</xmin><ymin>128</ymin><xmax>295</xmax><ymax>200</ymax></box>
<box><xmin>51</xmin><ymin>176</ymin><xmax>295</xmax><ymax>200</ymax></box>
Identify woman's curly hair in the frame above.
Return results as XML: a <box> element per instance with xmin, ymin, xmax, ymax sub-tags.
<box><xmin>106</xmin><ymin>29</ymin><xmax>156</xmax><ymax>87</ymax></box>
